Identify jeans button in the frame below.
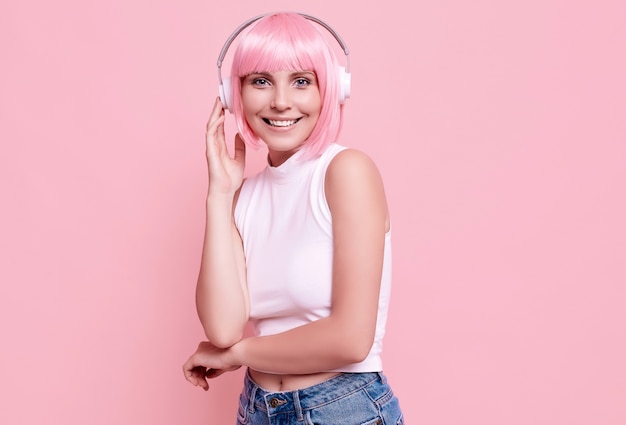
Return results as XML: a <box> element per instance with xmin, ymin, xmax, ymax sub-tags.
<box><xmin>269</xmin><ymin>397</ymin><xmax>285</xmax><ymax>408</ymax></box>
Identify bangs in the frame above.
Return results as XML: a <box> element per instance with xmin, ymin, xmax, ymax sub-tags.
<box><xmin>232</xmin><ymin>14</ymin><xmax>327</xmax><ymax>77</ymax></box>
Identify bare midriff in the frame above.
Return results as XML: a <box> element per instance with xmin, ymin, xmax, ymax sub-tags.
<box><xmin>249</xmin><ymin>369</ymin><xmax>341</xmax><ymax>392</ymax></box>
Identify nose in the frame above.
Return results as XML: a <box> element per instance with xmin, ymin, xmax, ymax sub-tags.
<box><xmin>270</xmin><ymin>84</ymin><xmax>291</xmax><ymax>111</ymax></box>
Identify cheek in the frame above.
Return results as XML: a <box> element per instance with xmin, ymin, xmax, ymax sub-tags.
<box><xmin>310</xmin><ymin>98</ymin><xmax>323</xmax><ymax>119</ymax></box>
<box><xmin>241</xmin><ymin>89</ymin><xmax>268</xmax><ymax>114</ymax></box>
<box><xmin>311</xmin><ymin>90</ymin><xmax>323</xmax><ymax>113</ymax></box>
<box><xmin>241</xmin><ymin>95</ymin><xmax>257</xmax><ymax>122</ymax></box>
<box><xmin>243</xmin><ymin>108</ymin><xmax>260</xmax><ymax>133</ymax></box>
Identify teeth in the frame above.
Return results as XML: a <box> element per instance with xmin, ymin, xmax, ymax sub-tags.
<box><xmin>268</xmin><ymin>119</ymin><xmax>298</xmax><ymax>127</ymax></box>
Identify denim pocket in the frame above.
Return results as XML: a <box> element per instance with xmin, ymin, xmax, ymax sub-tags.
<box><xmin>236</xmin><ymin>393</ymin><xmax>249</xmax><ymax>425</ymax></box>
<box><xmin>373</xmin><ymin>386</ymin><xmax>403</xmax><ymax>425</ymax></box>
<box><xmin>304</xmin><ymin>394</ymin><xmax>381</xmax><ymax>425</ymax></box>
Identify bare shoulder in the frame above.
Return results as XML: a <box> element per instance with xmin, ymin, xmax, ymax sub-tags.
<box><xmin>325</xmin><ymin>148</ymin><xmax>382</xmax><ymax>186</ymax></box>
<box><xmin>324</xmin><ymin>149</ymin><xmax>389</xmax><ymax>231</ymax></box>
<box><xmin>325</xmin><ymin>148</ymin><xmax>388</xmax><ymax>219</ymax></box>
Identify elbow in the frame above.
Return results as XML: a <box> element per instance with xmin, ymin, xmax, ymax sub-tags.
<box><xmin>199</xmin><ymin>319</ymin><xmax>245</xmax><ymax>348</ymax></box>
<box><xmin>328</xmin><ymin>315</ymin><xmax>376</xmax><ymax>364</ymax></box>
<box><xmin>196</xmin><ymin>304</ymin><xmax>248</xmax><ymax>348</ymax></box>
<box><xmin>338</xmin><ymin>332</ymin><xmax>375</xmax><ymax>364</ymax></box>
<box><xmin>345</xmin><ymin>344</ymin><xmax>372</xmax><ymax>364</ymax></box>
<box><xmin>203</xmin><ymin>328</ymin><xmax>243</xmax><ymax>348</ymax></box>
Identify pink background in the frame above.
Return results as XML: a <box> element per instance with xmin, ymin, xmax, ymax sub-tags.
<box><xmin>1</xmin><ymin>0</ymin><xmax>625</xmax><ymax>424</ymax></box>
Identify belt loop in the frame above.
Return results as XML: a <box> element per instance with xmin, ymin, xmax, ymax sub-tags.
<box><xmin>248</xmin><ymin>384</ymin><xmax>258</xmax><ymax>414</ymax></box>
<box><xmin>293</xmin><ymin>390</ymin><xmax>304</xmax><ymax>421</ymax></box>
<box><xmin>377</xmin><ymin>371</ymin><xmax>387</xmax><ymax>385</ymax></box>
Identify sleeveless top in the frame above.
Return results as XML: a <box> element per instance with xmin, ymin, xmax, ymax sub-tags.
<box><xmin>234</xmin><ymin>143</ymin><xmax>392</xmax><ymax>372</ymax></box>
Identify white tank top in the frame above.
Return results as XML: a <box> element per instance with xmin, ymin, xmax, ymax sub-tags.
<box><xmin>234</xmin><ymin>143</ymin><xmax>392</xmax><ymax>372</ymax></box>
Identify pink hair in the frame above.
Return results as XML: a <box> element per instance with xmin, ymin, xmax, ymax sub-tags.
<box><xmin>229</xmin><ymin>13</ymin><xmax>345</xmax><ymax>158</ymax></box>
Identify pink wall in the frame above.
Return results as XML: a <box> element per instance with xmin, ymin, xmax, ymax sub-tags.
<box><xmin>2</xmin><ymin>0</ymin><xmax>625</xmax><ymax>424</ymax></box>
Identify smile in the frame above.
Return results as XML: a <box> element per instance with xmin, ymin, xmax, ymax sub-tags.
<box><xmin>263</xmin><ymin>118</ymin><xmax>301</xmax><ymax>127</ymax></box>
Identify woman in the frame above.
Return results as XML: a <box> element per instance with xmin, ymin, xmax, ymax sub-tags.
<box><xmin>183</xmin><ymin>12</ymin><xmax>404</xmax><ymax>424</ymax></box>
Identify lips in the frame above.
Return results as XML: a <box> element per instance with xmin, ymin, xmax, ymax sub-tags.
<box><xmin>263</xmin><ymin>118</ymin><xmax>301</xmax><ymax>127</ymax></box>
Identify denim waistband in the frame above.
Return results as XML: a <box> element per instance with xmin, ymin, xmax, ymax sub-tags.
<box><xmin>242</xmin><ymin>370</ymin><xmax>388</xmax><ymax>418</ymax></box>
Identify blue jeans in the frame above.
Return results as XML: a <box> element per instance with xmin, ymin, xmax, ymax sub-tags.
<box><xmin>237</xmin><ymin>370</ymin><xmax>404</xmax><ymax>425</ymax></box>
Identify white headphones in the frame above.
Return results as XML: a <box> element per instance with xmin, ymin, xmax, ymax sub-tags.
<box><xmin>217</xmin><ymin>12</ymin><xmax>351</xmax><ymax>112</ymax></box>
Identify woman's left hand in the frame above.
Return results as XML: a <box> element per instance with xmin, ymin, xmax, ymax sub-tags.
<box><xmin>182</xmin><ymin>341</ymin><xmax>241</xmax><ymax>391</ymax></box>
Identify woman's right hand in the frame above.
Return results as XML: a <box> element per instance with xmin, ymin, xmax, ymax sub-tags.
<box><xmin>205</xmin><ymin>97</ymin><xmax>246</xmax><ymax>196</ymax></box>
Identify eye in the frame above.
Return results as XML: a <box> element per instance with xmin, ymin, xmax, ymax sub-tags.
<box><xmin>252</xmin><ymin>78</ymin><xmax>270</xmax><ymax>87</ymax></box>
<box><xmin>293</xmin><ymin>78</ymin><xmax>311</xmax><ymax>88</ymax></box>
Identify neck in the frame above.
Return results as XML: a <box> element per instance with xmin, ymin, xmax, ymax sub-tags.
<box><xmin>268</xmin><ymin>148</ymin><xmax>300</xmax><ymax>167</ymax></box>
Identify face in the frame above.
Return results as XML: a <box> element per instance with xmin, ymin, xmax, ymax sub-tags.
<box><xmin>241</xmin><ymin>70</ymin><xmax>322</xmax><ymax>166</ymax></box>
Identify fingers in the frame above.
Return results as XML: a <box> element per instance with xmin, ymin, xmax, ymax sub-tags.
<box><xmin>183</xmin><ymin>363</ymin><xmax>210</xmax><ymax>391</ymax></box>
<box><xmin>206</xmin><ymin>115</ymin><xmax>226</xmax><ymax>157</ymax></box>
<box><xmin>207</xmin><ymin>96</ymin><xmax>225</xmax><ymax>127</ymax></box>
<box><xmin>193</xmin><ymin>367</ymin><xmax>210</xmax><ymax>391</ymax></box>
<box><xmin>205</xmin><ymin>368</ymin><xmax>226</xmax><ymax>379</ymax></box>
<box><xmin>206</xmin><ymin>113</ymin><xmax>225</xmax><ymax>146</ymax></box>
<box><xmin>206</xmin><ymin>97</ymin><xmax>226</xmax><ymax>147</ymax></box>
<box><xmin>203</xmin><ymin>98</ymin><xmax>245</xmax><ymax>194</ymax></box>
<box><xmin>205</xmin><ymin>100</ymin><xmax>226</xmax><ymax>162</ymax></box>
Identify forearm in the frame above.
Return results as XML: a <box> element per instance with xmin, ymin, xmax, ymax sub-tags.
<box><xmin>196</xmin><ymin>194</ymin><xmax>248</xmax><ymax>347</ymax></box>
<box><xmin>229</xmin><ymin>315</ymin><xmax>375</xmax><ymax>374</ymax></box>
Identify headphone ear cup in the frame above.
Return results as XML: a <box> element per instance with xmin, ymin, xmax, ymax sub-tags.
<box><xmin>219</xmin><ymin>77</ymin><xmax>233</xmax><ymax>111</ymax></box>
<box><xmin>338</xmin><ymin>66</ymin><xmax>351</xmax><ymax>104</ymax></box>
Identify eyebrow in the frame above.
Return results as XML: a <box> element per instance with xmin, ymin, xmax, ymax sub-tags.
<box><xmin>290</xmin><ymin>71</ymin><xmax>316</xmax><ymax>79</ymax></box>
<box><xmin>247</xmin><ymin>71</ymin><xmax>316</xmax><ymax>78</ymax></box>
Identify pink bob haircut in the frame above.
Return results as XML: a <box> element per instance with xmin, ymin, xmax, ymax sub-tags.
<box><xmin>229</xmin><ymin>13</ymin><xmax>345</xmax><ymax>158</ymax></box>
